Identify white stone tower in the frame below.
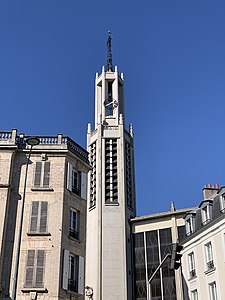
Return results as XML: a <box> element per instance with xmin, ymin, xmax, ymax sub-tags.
<box><xmin>85</xmin><ymin>32</ymin><xmax>136</xmax><ymax>300</ymax></box>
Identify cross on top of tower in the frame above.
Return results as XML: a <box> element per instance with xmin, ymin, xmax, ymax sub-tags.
<box><xmin>106</xmin><ymin>30</ymin><xmax>113</xmax><ymax>72</ymax></box>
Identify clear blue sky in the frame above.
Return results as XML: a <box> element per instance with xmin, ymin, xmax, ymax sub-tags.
<box><xmin>0</xmin><ymin>0</ymin><xmax>224</xmax><ymax>215</ymax></box>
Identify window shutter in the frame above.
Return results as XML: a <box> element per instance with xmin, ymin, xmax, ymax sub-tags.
<box><xmin>43</xmin><ymin>161</ymin><xmax>50</xmax><ymax>188</ymax></box>
<box><xmin>77</xmin><ymin>211</ymin><xmax>80</xmax><ymax>239</ymax></box>
<box><xmin>34</xmin><ymin>162</ymin><xmax>42</xmax><ymax>187</ymax></box>
<box><xmin>80</xmin><ymin>172</ymin><xmax>87</xmax><ymax>200</ymax></box>
<box><xmin>39</xmin><ymin>202</ymin><xmax>48</xmax><ymax>233</ymax></box>
<box><xmin>78</xmin><ymin>172</ymin><xmax>81</xmax><ymax>196</ymax></box>
<box><xmin>67</xmin><ymin>162</ymin><xmax>72</xmax><ymax>192</ymax></box>
<box><xmin>62</xmin><ymin>250</ymin><xmax>69</xmax><ymax>290</ymax></box>
<box><xmin>78</xmin><ymin>256</ymin><xmax>84</xmax><ymax>294</ymax></box>
<box><xmin>30</xmin><ymin>202</ymin><xmax>39</xmax><ymax>233</ymax></box>
<box><xmin>35</xmin><ymin>250</ymin><xmax>45</xmax><ymax>287</ymax></box>
<box><xmin>25</xmin><ymin>250</ymin><xmax>35</xmax><ymax>287</ymax></box>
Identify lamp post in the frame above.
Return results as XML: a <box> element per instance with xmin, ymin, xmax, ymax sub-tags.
<box><xmin>147</xmin><ymin>253</ymin><xmax>171</xmax><ymax>300</ymax></box>
<box><xmin>12</xmin><ymin>137</ymin><xmax>40</xmax><ymax>300</ymax></box>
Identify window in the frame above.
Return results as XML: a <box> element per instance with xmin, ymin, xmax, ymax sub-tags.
<box><xmin>205</xmin><ymin>242</ymin><xmax>214</xmax><ymax>271</ymax></box>
<box><xmin>25</xmin><ymin>249</ymin><xmax>45</xmax><ymax>288</ymax></box>
<box><xmin>191</xmin><ymin>289</ymin><xmax>198</xmax><ymax>300</ymax></box>
<box><xmin>188</xmin><ymin>252</ymin><xmax>196</xmax><ymax>278</ymax></box>
<box><xmin>62</xmin><ymin>250</ymin><xmax>84</xmax><ymax>294</ymax></box>
<box><xmin>68</xmin><ymin>254</ymin><xmax>79</xmax><ymax>292</ymax></box>
<box><xmin>220</xmin><ymin>194</ymin><xmax>225</xmax><ymax>213</ymax></box>
<box><xmin>200</xmin><ymin>202</ymin><xmax>212</xmax><ymax>226</ymax></box>
<box><xmin>69</xmin><ymin>209</ymin><xmax>80</xmax><ymax>240</ymax></box>
<box><xmin>185</xmin><ymin>216</ymin><xmax>195</xmax><ymax>236</ymax></box>
<box><xmin>29</xmin><ymin>202</ymin><xmax>48</xmax><ymax>234</ymax></box>
<box><xmin>209</xmin><ymin>282</ymin><xmax>218</xmax><ymax>300</ymax></box>
<box><xmin>67</xmin><ymin>162</ymin><xmax>87</xmax><ymax>199</ymax></box>
<box><xmin>72</xmin><ymin>169</ymin><xmax>80</xmax><ymax>194</ymax></box>
<box><xmin>34</xmin><ymin>161</ymin><xmax>51</xmax><ymax>188</ymax></box>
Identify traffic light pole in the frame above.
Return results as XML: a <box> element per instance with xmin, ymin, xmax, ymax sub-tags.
<box><xmin>147</xmin><ymin>253</ymin><xmax>172</xmax><ymax>300</ymax></box>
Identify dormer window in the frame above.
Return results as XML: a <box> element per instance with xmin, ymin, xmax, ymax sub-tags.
<box><xmin>200</xmin><ymin>201</ymin><xmax>212</xmax><ymax>226</ymax></box>
<box><xmin>220</xmin><ymin>194</ymin><xmax>225</xmax><ymax>213</ymax></box>
<box><xmin>185</xmin><ymin>213</ymin><xmax>195</xmax><ymax>236</ymax></box>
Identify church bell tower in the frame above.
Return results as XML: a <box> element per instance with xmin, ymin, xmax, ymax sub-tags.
<box><xmin>85</xmin><ymin>32</ymin><xmax>136</xmax><ymax>300</ymax></box>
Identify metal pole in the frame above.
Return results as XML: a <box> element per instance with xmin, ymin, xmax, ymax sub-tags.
<box><xmin>12</xmin><ymin>145</ymin><xmax>33</xmax><ymax>300</ymax></box>
<box><xmin>147</xmin><ymin>253</ymin><xmax>171</xmax><ymax>300</ymax></box>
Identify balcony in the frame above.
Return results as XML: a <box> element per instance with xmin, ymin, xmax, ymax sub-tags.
<box><xmin>69</xmin><ymin>229</ymin><xmax>79</xmax><ymax>240</ymax></box>
<box><xmin>72</xmin><ymin>186</ymin><xmax>80</xmax><ymax>196</ymax></box>
<box><xmin>189</xmin><ymin>269</ymin><xmax>196</xmax><ymax>279</ymax></box>
<box><xmin>68</xmin><ymin>279</ymin><xmax>78</xmax><ymax>293</ymax></box>
<box><xmin>207</xmin><ymin>260</ymin><xmax>214</xmax><ymax>271</ymax></box>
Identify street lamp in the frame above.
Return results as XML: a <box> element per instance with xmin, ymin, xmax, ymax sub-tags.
<box><xmin>12</xmin><ymin>136</ymin><xmax>40</xmax><ymax>300</ymax></box>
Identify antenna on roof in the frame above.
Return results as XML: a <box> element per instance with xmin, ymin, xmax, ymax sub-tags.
<box><xmin>106</xmin><ymin>30</ymin><xmax>113</xmax><ymax>71</ymax></box>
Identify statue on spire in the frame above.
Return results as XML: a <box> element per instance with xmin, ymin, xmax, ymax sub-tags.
<box><xmin>106</xmin><ymin>30</ymin><xmax>113</xmax><ymax>71</ymax></box>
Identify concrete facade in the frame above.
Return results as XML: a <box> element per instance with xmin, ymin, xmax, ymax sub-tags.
<box><xmin>131</xmin><ymin>204</ymin><xmax>193</xmax><ymax>300</ymax></box>
<box><xmin>85</xmin><ymin>66</ymin><xmax>136</xmax><ymax>300</ymax></box>
<box><xmin>181</xmin><ymin>185</ymin><xmax>225</xmax><ymax>300</ymax></box>
<box><xmin>0</xmin><ymin>130</ymin><xmax>90</xmax><ymax>300</ymax></box>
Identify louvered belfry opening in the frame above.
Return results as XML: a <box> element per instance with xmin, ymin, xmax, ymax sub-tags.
<box><xmin>125</xmin><ymin>142</ymin><xmax>133</xmax><ymax>208</ymax></box>
<box><xmin>105</xmin><ymin>138</ymin><xmax>118</xmax><ymax>203</ymax></box>
<box><xmin>90</xmin><ymin>142</ymin><xmax>96</xmax><ymax>208</ymax></box>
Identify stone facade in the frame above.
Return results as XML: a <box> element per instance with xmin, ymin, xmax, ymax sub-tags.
<box><xmin>182</xmin><ymin>185</ymin><xmax>225</xmax><ymax>300</ymax></box>
<box><xmin>0</xmin><ymin>130</ymin><xmax>90</xmax><ymax>300</ymax></box>
<box><xmin>85</xmin><ymin>65</ymin><xmax>136</xmax><ymax>300</ymax></box>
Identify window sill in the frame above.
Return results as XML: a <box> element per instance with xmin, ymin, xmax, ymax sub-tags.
<box><xmin>27</xmin><ymin>232</ymin><xmax>51</xmax><ymax>236</ymax></box>
<box><xmin>66</xmin><ymin>289</ymin><xmax>82</xmax><ymax>296</ymax></box>
<box><xmin>68</xmin><ymin>235</ymin><xmax>81</xmax><ymax>243</ymax></box>
<box><xmin>21</xmin><ymin>287</ymin><xmax>48</xmax><ymax>293</ymax></box>
<box><xmin>204</xmin><ymin>267</ymin><xmax>216</xmax><ymax>275</ymax></box>
<box><xmin>31</xmin><ymin>187</ymin><xmax>54</xmax><ymax>191</ymax></box>
<box><xmin>188</xmin><ymin>276</ymin><xmax>197</xmax><ymax>281</ymax></box>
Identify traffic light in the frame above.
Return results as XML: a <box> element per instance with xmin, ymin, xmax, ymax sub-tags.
<box><xmin>170</xmin><ymin>242</ymin><xmax>183</xmax><ymax>270</ymax></box>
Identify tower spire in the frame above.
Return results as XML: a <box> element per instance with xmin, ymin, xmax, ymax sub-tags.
<box><xmin>106</xmin><ymin>30</ymin><xmax>113</xmax><ymax>71</ymax></box>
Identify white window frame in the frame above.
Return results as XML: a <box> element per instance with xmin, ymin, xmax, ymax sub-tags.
<box><xmin>209</xmin><ymin>281</ymin><xmax>218</xmax><ymax>300</ymax></box>
<box><xmin>200</xmin><ymin>201</ymin><xmax>212</xmax><ymax>226</ymax></box>
<box><xmin>205</xmin><ymin>241</ymin><xmax>214</xmax><ymax>270</ymax></box>
<box><xmin>185</xmin><ymin>216</ymin><xmax>194</xmax><ymax>236</ymax></box>
<box><xmin>188</xmin><ymin>252</ymin><xmax>196</xmax><ymax>278</ymax></box>
<box><xmin>220</xmin><ymin>194</ymin><xmax>225</xmax><ymax>212</ymax></box>
<box><xmin>191</xmin><ymin>289</ymin><xmax>198</xmax><ymax>300</ymax></box>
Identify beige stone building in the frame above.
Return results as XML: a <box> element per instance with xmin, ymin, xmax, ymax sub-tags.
<box><xmin>0</xmin><ymin>129</ymin><xmax>90</xmax><ymax>300</ymax></box>
<box><xmin>181</xmin><ymin>185</ymin><xmax>225</xmax><ymax>300</ymax></box>
<box><xmin>131</xmin><ymin>204</ymin><xmax>193</xmax><ymax>300</ymax></box>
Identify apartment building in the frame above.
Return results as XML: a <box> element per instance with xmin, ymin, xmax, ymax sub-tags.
<box><xmin>182</xmin><ymin>184</ymin><xmax>225</xmax><ymax>300</ymax></box>
<box><xmin>0</xmin><ymin>129</ymin><xmax>90</xmax><ymax>300</ymax></box>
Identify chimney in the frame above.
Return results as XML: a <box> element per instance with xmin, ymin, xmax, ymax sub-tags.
<box><xmin>202</xmin><ymin>183</ymin><xmax>219</xmax><ymax>200</ymax></box>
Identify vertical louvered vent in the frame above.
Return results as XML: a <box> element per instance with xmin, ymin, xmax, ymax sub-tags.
<box><xmin>90</xmin><ymin>142</ymin><xmax>96</xmax><ymax>208</ymax></box>
<box><xmin>105</xmin><ymin>139</ymin><xmax>118</xmax><ymax>203</ymax></box>
<box><xmin>125</xmin><ymin>142</ymin><xmax>133</xmax><ymax>208</ymax></box>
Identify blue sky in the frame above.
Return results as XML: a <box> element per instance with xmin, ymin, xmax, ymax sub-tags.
<box><xmin>0</xmin><ymin>0</ymin><xmax>224</xmax><ymax>215</ymax></box>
